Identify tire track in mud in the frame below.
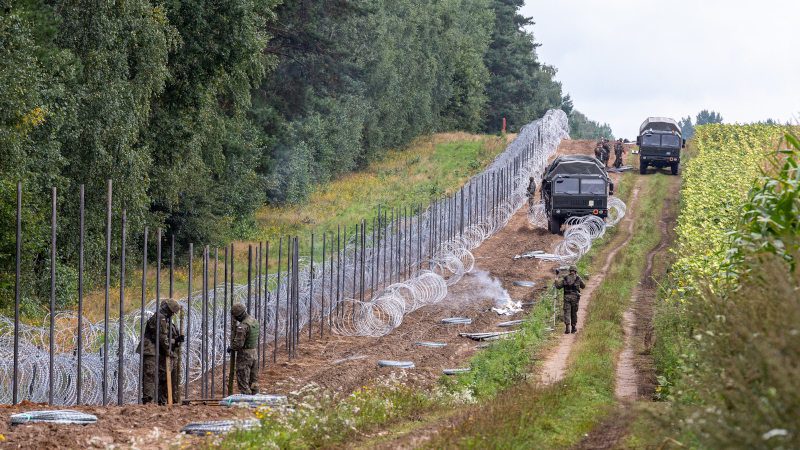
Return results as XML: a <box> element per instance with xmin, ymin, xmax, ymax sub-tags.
<box><xmin>539</xmin><ymin>178</ymin><xmax>643</xmax><ymax>384</ymax></box>
<box><xmin>572</xmin><ymin>175</ymin><xmax>681</xmax><ymax>450</ymax></box>
<box><xmin>615</xmin><ymin>197</ymin><xmax>673</xmax><ymax>401</ymax></box>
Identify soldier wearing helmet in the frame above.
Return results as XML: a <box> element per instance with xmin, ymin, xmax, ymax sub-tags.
<box><xmin>137</xmin><ymin>299</ymin><xmax>184</xmax><ymax>404</ymax></box>
<box><xmin>526</xmin><ymin>176</ymin><xmax>537</xmax><ymax>208</ymax></box>
<box><xmin>227</xmin><ymin>303</ymin><xmax>260</xmax><ymax>395</ymax></box>
<box><xmin>613</xmin><ymin>138</ymin><xmax>626</xmax><ymax>169</ymax></box>
<box><xmin>554</xmin><ymin>265</ymin><xmax>585</xmax><ymax>334</ymax></box>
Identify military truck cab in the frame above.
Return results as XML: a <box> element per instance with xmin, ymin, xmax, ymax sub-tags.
<box><xmin>540</xmin><ymin>155</ymin><xmax>614</xmax><ymax>234</ymax></box>
<box><xmin>636</xmin><ymin>117</ymin><xmax>686</xmax><ymax>175</ymax></box>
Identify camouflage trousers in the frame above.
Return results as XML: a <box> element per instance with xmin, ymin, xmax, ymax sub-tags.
<box><xmin>613</xmin><ymin>152</ymin><xmax>624</xmax><ymax>168</ymax></box>
<box><xmin>563</xmin><ymin>296</ymin><xmax>579</xmax><ymax>326</ymax></box>
<box><xmin>142</xmin><ymin>354</ymin><xmax>180</xmax><ymax>405</ymax></box>
<box><xmin>235</xmin><ymin>348</ymin><xmax>259</xmax><ymax>395</ymax></box>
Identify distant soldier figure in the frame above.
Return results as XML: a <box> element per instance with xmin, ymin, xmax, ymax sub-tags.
<box><xmin>526</xmin><ymin>176</ymin><xmax>537</xmax><ymax>207</ymax></box>
<box><xmin>227</xmin><ymin>303</ymin><xmax>260</xmax><ymax>395</ymax></box>
<box><xmin>554</xmin><ymin>265</ymin><xmax>585</xmax><ymax>334</ymax></box>
<box><xmin>594</xmin><ymin>142</ymin><xmax>604</xmax><ymax>164</ymax></box>
<box><xmin>613</xmin><ymin>138</ymin><xmax>626</xmax><ymax>168</ymax></box>
<box><xmin>138</xmin><ymin>299</ymin><xmax>183</xmax><ymax>405</ymax></box>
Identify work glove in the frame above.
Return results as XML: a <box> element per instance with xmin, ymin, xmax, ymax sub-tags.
<box><xmin>175</xmin><ymin>335</ymin><xmax>185</xmax><ymax>344</ymax></box>
<box><xmin>226</xmin><ymin>346</ymin><xmax>231</xmax><ymax>354</ymax></box>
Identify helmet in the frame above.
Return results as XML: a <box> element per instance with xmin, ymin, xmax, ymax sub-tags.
<box><xmin>529</xmin><ymin>176</ymin><xmax>534</xmax><ymax>180</ymax></box>
<box><xmin>569</xmin><ymin>265</ymin><xmax>578</xmax><ymax>272</ymax></box>
<box><xmin>231</xmin><ymin>303</ymin><xmax>247</xmax><ymax>319</ymax></box>
<box><xmin>162</xmin><ymin>299</ymin><xmax>180</xmax><ymax>315</ymax></box>
<box><xmin>618</xmin><ymin>138</ymin><xmax>623</xmax><ymax>142</ymax></box>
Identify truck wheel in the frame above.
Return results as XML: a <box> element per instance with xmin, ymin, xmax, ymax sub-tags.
<box><xmin>639</xmin><ymin>161</ymin><xmax>647</xmax><ymax>175</ymax></box>
<box><xmin>548</xmin><ymin>216</ymin><xmax>561</xmax><ymax>234</ymax></box>
<box><xmin>671</xmin><ymin>162</ymin><xmax>679</xmax><ymax>175</ymax></box>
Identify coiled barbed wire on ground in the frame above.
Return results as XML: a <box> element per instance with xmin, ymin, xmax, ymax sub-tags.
<box><xmin>0</xmin><ymin>110</ymin><xmax>570</xmax><ymax>405</ymax></box>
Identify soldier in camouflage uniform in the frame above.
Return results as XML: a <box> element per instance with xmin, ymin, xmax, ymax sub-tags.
<box><xmin>227</xmin><ymin>303</ymin><xmax>260</xmax><ymax>395</ymax></box>
<box><xmin>613</xmin><ymin>138</ymin><xmax>626</xmax><ymax>168</ymax></box>
<box><xmin>138</xmin><ymin>299</ymin><xmax>184</xmax><ymax>404</ymax></box>
<box><xmin>594</xmin><ymin>142</ymin><xmax>604</xmax><ymax>164</ymax></box>
<box><xmin>554</xmin><ymin>265</ymin><xmax>585</xmax><ymax>334</ymax></box>
<box><xmin>526</xmin><ymin>176</ymin><xmax>537</xmax><ymax>208</ymax></box>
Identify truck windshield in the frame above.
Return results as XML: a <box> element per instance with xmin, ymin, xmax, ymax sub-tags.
<box><xmin>661</xmin><ymin>135</ymin><xmax>681</xmax><ymax>147</ymax></box>
<box><xmin>581</xmin><ymin>179</ymin><xmax>606</xmax><ymax>194</ymax></box>
<box><xmin>554</xmin><ymin>178</ymin><xmax>579</xmax><ymax>194</ymax></box>
<box><xmin>642</xmin><ymin>134</ymin><xmax>660</xmax><ymax>146</ymax></box>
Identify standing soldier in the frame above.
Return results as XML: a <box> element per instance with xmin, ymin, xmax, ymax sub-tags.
<box><xmin>138</xmin><ymin>299</ymin><xmax>184</xmax><ymax>404</ymax></box>
<box><xmin>554</xmin><ymin>265</ymin><xmax>585</xmax><ymax>334</ymax></box>
<box><xmin>227</xmin><ymin>303</ymin><xmax>260</xmax><ymax>395</ymax></box>
<box><xmin>613</xmin><ymin>138</ymin><xmax>626</xmax><ymax>168</ymax></box>
<box><xmin>526</xmin><ymin>176</ymin><xmax>537</xmax><ymax>208</ymax></box>
<box><xmin>594</xmin><ymin>142</ymin><xmax>604</xmax><ymax>164</ymax></box>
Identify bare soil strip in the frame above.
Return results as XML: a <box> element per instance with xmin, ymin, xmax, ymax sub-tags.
<box><xmin>539</xmin><ymin>180</ymin><xmax>642</xmax><ymax>384</ymax></box>
<box><xmin>572</xmin><ymin>175</ymin><xmax>681</xmax><ymax>450</ymax></box>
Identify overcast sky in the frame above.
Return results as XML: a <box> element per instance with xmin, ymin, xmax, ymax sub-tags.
<box><xmin>521</xmin><ymin>0</ymin><xmax>800</xmax><ymax>139</ymax></box>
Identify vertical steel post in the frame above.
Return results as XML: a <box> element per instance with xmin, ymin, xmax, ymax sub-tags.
<box><xmin>223</xmin><ymin>246</ymin><xmax>228</xmax><ymax>395</ymax></box>
<box><xmin>285</xmin><ymin>238</ymin><xmax>290</xmax><ymax>352</ymax></box>
<box><xmin>13</xmin><ymin>184</ymin><xmax>21</xmax><ymax>405</ymax></box>
<box><xmin>154</xmin><ymin>228</ymin><xmax>161</xmax><ymax>404</ymax></box>
<box><xmin>138</xmin><ymin>228</ymin><xmax>148</xmax><ymax>404</ymax></box>
<box><xmin>310</xmin><ymin>234</ymin><xmax>314</xmax><ymax>340</ymax></box>
<box><xmin>318</xmin><ymin>232</ymin><xmax>320</xmax><ymax>339</ymax></box>
<box><xmin>275</xmin><ymin>238</ymin><xmax>282</xmax><ymax>363</ymax></box>
<box><xmin>460</xmin><ymin>187</ymin><xmax>464</xmax><ymax>236</ymax></box>
<box><xmin>76</xmin><ymin>185</ymin><xmax>84</xmax><ymax>405</ymax></box>
<box><xmin>268</xmin><ymin>241</ymin><xmax>272</xmax><ymax>369</ymax></box>
<box><xmin>102</xmin><ymin>181</ymin><xmax>112</xmax><ymax>406</ymax></box>
<box><xmin>184</xmin><ymin>243</ymin><xmax>193</xmax><ymax>401</ymax></box>
<box><xmin>352</xmin><ymin>225</ymin><xmax>357</xmax><ymax>315</ymax></box>
<box><xmin>247</xmin><ymin>244</ymin><xmax>252</xmax><ymax>313</ymax></box>
<box><xmin>335</xmin><ymin>226</ymin><xmax>341</xmax><ymax>328</ymax></box>
<box><xmin>255</xmin><ymin>244</ymin><xmax>260</xmax><ymax>370</ymax></box>
<box><xmin>360</xmin><ymin>220</ymin><xmax>365</xmax><ymax>304</ymax></box>
<box><xmin>211</xmin><ymin>249</ymin><xmax>218</xmax><ymax>398</ymax></box>
<box><xmin>49</xmin><ymin>187</ymin><xmax>57</xmax><ymax>405</ymax></box>
<box><xmin>118</xmin><ymin>210</ymin><xmax>126</xmax><ymax>405</ymax></box>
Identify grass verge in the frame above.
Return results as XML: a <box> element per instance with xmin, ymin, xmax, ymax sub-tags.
<box><xmin>427</xmin><ymin>171</ymin><xmax>675</xmax><ymax>448</ymax></box>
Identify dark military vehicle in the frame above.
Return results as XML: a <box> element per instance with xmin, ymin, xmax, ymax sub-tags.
<box><xmin>637</xmin><ymin>117</ymin><xmax>686</xmax><ymax>175</ymax></box>
<box><xmin>540</xmin><ymin>155</ymin><xmax>614</xmax><ymax>234</ymax></box>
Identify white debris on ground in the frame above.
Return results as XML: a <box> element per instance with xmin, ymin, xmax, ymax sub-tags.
<box><xmin>490</xmin><ymin>298</ymin><xmax>523</xmax><ymax>316</ymax></box>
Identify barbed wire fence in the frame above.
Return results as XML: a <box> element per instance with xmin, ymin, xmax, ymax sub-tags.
<box><xmin>0</xmin><ymin>109</ymin><xmax>622</xmax><ymax>406</ymax></box>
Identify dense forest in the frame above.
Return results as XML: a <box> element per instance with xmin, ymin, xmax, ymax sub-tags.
<box><xmin>0</xmin><ymin>0</ymin><xmax>610</xmax><ymax>309</ymax></box>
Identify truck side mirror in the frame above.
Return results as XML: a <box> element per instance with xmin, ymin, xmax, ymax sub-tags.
<box><xmin>682</xmin><ymin>139</ymin><xmax>686</xmax><ymax>148</ymax></box>
<box><xmin>636</xmin><ymin>136</ymin><xmax>641</xmax><ymax>146</ymax></box>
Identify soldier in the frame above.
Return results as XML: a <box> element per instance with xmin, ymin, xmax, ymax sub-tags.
<box><xmin>554</xmin><ymin>265</ymin><xmax>585</xmax><ymax>334</ymax></box>
<box><xmin>138</xmin><ymin>299</ymin><xmax>183</xmax><ymax>405</ymax></box>
<box><xmin>227</xmin><ymin>303</ymin><xmax>260</xmax><ymax>395</ymax></box>
<box><xmin>613</xmin><ymin>138</ymin><xmax>626</xmax><ymax>168</ymax></box>
<box><xmin>526</xmin><ymin>176</ymin><xmax>537</xmax><ymax>207</ymax></box>
<box><xmin>594</xmin><ymin>142</ymin><xmax>604</xmax><ymax>164</ymax></box>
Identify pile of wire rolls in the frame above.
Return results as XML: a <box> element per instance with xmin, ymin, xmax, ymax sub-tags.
<box><xmin>0</xmin><ymin>110</ymin><xmax>571</xmax><ymax>405</ymax></box>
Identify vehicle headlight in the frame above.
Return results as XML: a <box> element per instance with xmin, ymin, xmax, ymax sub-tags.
<box><xmin>555</xmin><ymin>210</ymin><xmax>561</xmax><ymax>214</ymax></box>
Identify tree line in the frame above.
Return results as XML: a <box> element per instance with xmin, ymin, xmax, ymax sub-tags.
<box><xmin>0</xmin><ymin>0</ymin><xmax>609</xmax><ymax>310</ymax></box>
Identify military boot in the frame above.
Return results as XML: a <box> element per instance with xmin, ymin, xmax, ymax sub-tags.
<box><xmin>565</xmin><ymin>324</ymin><xmax>570</xmax><ymax>334</ymax></box>
<box><xmin>571</xmin><ymin>325</ymin><xmax>577</xmax><ymax>334</ymax></box>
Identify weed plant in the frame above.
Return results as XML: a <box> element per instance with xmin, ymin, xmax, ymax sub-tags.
<box><xmin>656</xmin><ymin>244</ymin><xmax>800</xmax><ymax>449</ymax></box>
<box><xmin>217</xmin><ymin>372</ymin><xmax>453</xmax><ymax>449</ymax></box>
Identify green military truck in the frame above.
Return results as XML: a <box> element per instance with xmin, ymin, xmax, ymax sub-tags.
<box><xmin>637</xmin><ymin>117</ymin><xmax>686</xmax><ymax>175</ymax></box>
<box><xmin>541</xmin><ymin>155</ymin><xmax>614</xmax><ymax>234</ymax></box>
